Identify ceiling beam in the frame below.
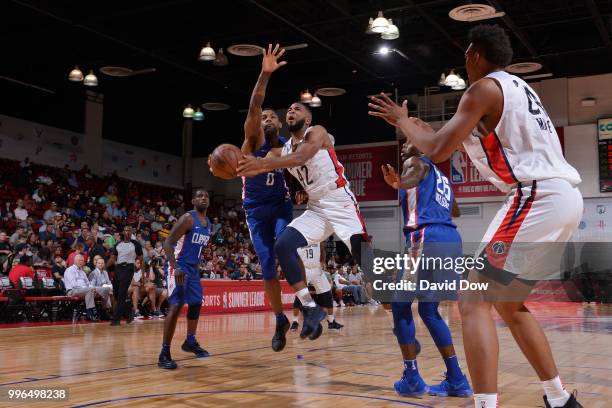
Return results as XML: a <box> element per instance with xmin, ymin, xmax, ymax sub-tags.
<box><xmin>249</xmin><ymin>0</ymin><xmax>384</xmax><ymax>82</ymax></box>
<box><xmin>584</xmin><ymin>0</ymin><xmax>612</xmax><ymax>48</ymax></box>
<box><xmin>487</xmin><ymin>0</ymin><xmax>538</xmax><ymax>58</ymax></box>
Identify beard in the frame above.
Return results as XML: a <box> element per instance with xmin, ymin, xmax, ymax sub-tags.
<box><xmin>288</xmin><ymin>118</ymin><xmax>306</xmax><ymax>132</ymax></box>
<box><xmin>263</xmin><ymin>124</ymin><xmax>278</xmax><ymax>139</ymax></box>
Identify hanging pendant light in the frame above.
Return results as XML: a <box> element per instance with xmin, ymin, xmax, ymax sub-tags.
<box><xmin>438</xmin><ymin>73</ymin><xmax>446</xmax><ymax>86</ymax></box>
<box><xmin>444</xmin><ymin>70</ymin><xmax>459</xmax><ymax>87</ymax></box>
<box><xmin>68</xmin><ymin>66</ymin><xmax>84</xmax><ymax>82</ymax></box>
<box><xmin>183</xmin><ymin>105</ymin><xmax>195</xmax><ymax>118</ymax></box>
<box><xmin>371</xmin><ymin>11</ymin><xmax>390</xmax><ymax>33</ymax></box>
<box><xmin>365</xmin><ymin>18</ymin><xmax>375</xmax><ymax>34</ymax></box>
<box><xmin>83</xmin><ymin>70</ymin><xmax>98</xmax><ymax>86</ymax></box>
<box><xmin>309</xmin><ymin>94</ymin><xmax>321</xmax><ymax>107</ymax></box>
<box><xmin>381</xmin><ymin>19</ymin><xmax>399</xmax><ymax>40</ymax></box>
<box><xmin>213</xmin><ymin>48</ymin><xmax>229</xmax><ymax>66</ymax></box>
<box><xmin>198</xmin><ymin>42</ymin><xmax>216</xmax><ymax>61</ymax></box>
<box><xmin>300</xmin><ymin>89</ymin><xmax>313</xmax><ymax>103</ymax></box>
<box><xmin>193</xmin><ymin>108</ymin><xmax>205</xmax><ymax>121</ymax></box>
<box><xmin>452</xmin><ymin>75</ymin><xmax>466</xmax><ymax>90</ymax></box>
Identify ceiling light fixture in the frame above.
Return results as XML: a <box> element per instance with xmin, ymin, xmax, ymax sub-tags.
<box><xmin>68</xmin><ymin>66</ymin><xmax>84</xmax><ymax>82</ymax></box>
<box><xmin>371</xmin><ymin>11</ymin><xmax>390</xmax><ymax>33</ymax></box>
<box><xmin>182</xmin><ymin>105</ymin><xmax>195</xmax><ymax>118</ymax></box>
<box><xmin>444</xmin><ymin>70</ymin><xmax>459</xmax><ymax>87</ymax></box>
<box><xmin>83</xmin><ymin>70</ymin><xmax>98</xmax><ymax>86</ymax></box>
<box><xmin>378</xmin><ymin>46</ymin><xmax>391</xmax><ymax>55</ymax></box>
<box><xmin>214</xmin><ymin>48</ymin><xmax>229</xmax><ymax>66</ymax></box>
<box><xmin>300</xmin><ymin>89</ymin><xmax>313</xmax><ymax>103</ymax></box>
<box><xmin>449</xmin><ymin>4</ymin><xmax>505</xmax><ymax>22</ymax></box>
<box><xmin>438</xmin><ymin>73</ymin><xmax>446</xmax><ymax>86</ymax></box>
<box><xmin>309</xmin><ymin>94</ymin><xmax>321</xmax><ymax>107</ymax></box>
<box><xmin>365</xmin><ymin>18</ymin><xmax>375</xmax><ymax>34</ymax></box>
<box><xmin>193</xmin><ymin>108</ymin><xmax>205</xmax><ymax>121</ymax></box>
<box><xmin>381</xmin><ymin>19</ymin><xmax>399</xmax><ymax>40</ymax></box>
<box><xmin>451</xmin><ymin>75</ymin><xmax>466</xmax><ymax>90</ymax></box>
<box><xmin>198</xmin><ymin>42</ymin><xmax>216</xmax><ymax>61</ymax></box>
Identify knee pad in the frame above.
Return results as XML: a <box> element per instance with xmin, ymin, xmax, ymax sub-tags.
<box><xmin>314</xmin><ymin>291</ymin><xmax>334</xmax><ymax>309</ymax></box>
<box><xmin>187</xmin><ymin>303</ymin><xmax>201</xmax><ymax>320</ymax></box>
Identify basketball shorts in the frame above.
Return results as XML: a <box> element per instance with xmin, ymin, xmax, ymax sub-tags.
<box><xmin>289</xmin><ymin>186</ymin><xmax>366</xmax><ymax>252</ymax></box>
<box><xmin>245</xmin><ymin>198</ymin><xmax>293</xmax><ymax>281</ymax></box>
<box><xmin>305</xmin><ymin>267</ymin><xmax>331</xmax><ymax>294</ymax></box>
<box><xmin>476</xmin><ymin>178</ymin><xmax>583</xmax><ymax>282</ymax></box>
<box><xmin>394</xmin><ymin>224</ymin><xmax>463</xmax><ymax>302</ymax></box>
<box><xmin>166</xmin><ymin>263</ymin><xmax>202</xmax><ymax>305</ymax></box>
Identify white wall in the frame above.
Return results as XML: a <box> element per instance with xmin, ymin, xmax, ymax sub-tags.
<box><xmin>192</xmin><ymin>157</ymin><xmax>243</xmax><ymax>199</ymax></box>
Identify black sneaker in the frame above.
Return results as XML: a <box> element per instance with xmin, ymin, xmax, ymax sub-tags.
<box><xmin>272</xmin><ymin>314</ymin><xmax>290</xmax><ymax>352</ymax></box>
<box><xmin>544</xmin><ymin>391</ymin><xmax>583</xmax><ymax>408</ymax></box>
<box><xmin>181</xmin><ymin>340</ymin><xmax>210</xmax><ymax>358</ymax></box>
<box><xmin>126</xmin><ymin>310</ymin><xmax>134</xmax><ymax>324</ymax></box>
<box><xmin>328</xmin><ymin>320</ymin><xmax>344</xmax><ymax>330</ymax></box>
<box><xmin>300</xmin><ymin>305</ymin><xmax>326</xmax><ymax>340</ymax></box>
<box><xmin>290</xmin><ymin>321</ymin><xmax>299</xmax><ymax>332</ymax></box>
<box><xmin>158</xmin><ymin>351</ymin><xmax>178</xmax><ymax>369</ymax></box>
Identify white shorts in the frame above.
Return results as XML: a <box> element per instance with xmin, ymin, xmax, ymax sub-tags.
<box><xmin>290</xmin><ymin>187</ymin><xmax>366</xmax><ymax>251</ymax></box>
<box><xmin>477</xmin><ymin>178</ymin><xmax>583</xmax><ymax>281</ymax></box>
<box><xmin>305</xmin><ymin>267</ymin><xmax>331</xmax><ymax>294</ymax></box>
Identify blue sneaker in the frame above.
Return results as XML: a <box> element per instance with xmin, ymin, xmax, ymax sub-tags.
<box><xmin>300</xmin><ymin>305</ymin><xmax>326</xmax><ymax>340</ymax></box>
<box><xmin>428</xmin><ymin>373</ymin><xmax>473</xmax><ymax>397</ymax></box>
<box><xmin>394</xmin><ymin>372</ymin><xmax>428</xmax><ymax>397</ymax></box>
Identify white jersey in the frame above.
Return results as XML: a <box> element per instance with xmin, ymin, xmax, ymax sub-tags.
<box><xmin>462</xmin><ymin>71</ymin><xmax>581</xmax><ymax>193</ymax></box>
<box><xmin>297</xmin><ymin>243</ymin><xmax>321</xmax><ymax>270</ymax></box>
<box><xmin>281</xmin><ymin>128</ymin><xmax>349</xmax><ymax>201</ymax></box>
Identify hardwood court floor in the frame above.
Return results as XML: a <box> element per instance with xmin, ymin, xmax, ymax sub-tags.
<box><xmin>0</xmin><ymin>302</ymin><xmax>610</xmax><ymax>407</ymax></box>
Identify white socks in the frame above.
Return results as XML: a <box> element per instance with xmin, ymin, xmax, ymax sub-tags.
<box><xmin>542</xmin><ymin>376</ymin><xmax>570</xmax><ymax>407</ymax></box>
<box><xmin>296</xmin><ymin>288</ymin><xmax>316</xmax><ymax>307</ymax></box>
<box><xmin>474</xmin><ymin>393</ymin><xmax>498</xmax><ymax>408</ymax></box>
<box><xmin>292</xmin><ymin>315</ymin><xmax>299</xmax><ymax>323</ymax></box>
<box><xmin>327</xmin><ymin>314</ymin><xmax>334</xmax><ymax>323</ymax></box>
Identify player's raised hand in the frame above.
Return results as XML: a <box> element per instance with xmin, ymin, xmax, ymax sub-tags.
<box><xmin>236</xmin><ymin>156</ymin><xmax>265</xmax><ymax>177</ymax></box>
<box><xmin>261</xmin><ymin>43</ymin><xmax>287</xmax><ymax>74</ymax></box>
<box><xmin>295</xmin><ymin>190</ymin><xmax>309</xmax><ymax>204</ymax></box>
<box><xmin>381</xmin><ymin>164</ymin><xmax>400</xmax><ymax>189</ymax></box>
<box><xmin>368</xmin><ymin>93</ymin><xmax>408</xmax><ymax>127</ymax></box>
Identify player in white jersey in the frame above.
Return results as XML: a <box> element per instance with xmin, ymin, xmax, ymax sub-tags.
<box><xmin>368</xmin><ymin>25</ymin><xmax>583</xmax><ymax>408</ymax></box>
<box><xmin>291</xmin><ymin>242</ymin><xmax>343</xmax><ymax>332</ymax></box>
<box><xmin>238</xmin><ymin>102</ymin><xmax>370</xmax><ymax>342</ymax></box>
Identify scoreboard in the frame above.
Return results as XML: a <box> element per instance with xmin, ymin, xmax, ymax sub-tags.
<box><xmin>599</xmin><ymin>118</ymin><xmax>612</xmax><ymax>192</ymax></box>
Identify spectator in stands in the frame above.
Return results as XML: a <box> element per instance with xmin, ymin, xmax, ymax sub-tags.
<box><xmin>0</xmin><ymin>231</ymin><xmax>12</xmax><ymax>274</ymax></box>
<box><xmin>106</xmin><ymin>202</ymin><xmax>122</xmax><ymax>218</ymax></box>
<box><xmin>67</xmin><ymin>243</ymin><xmax>85</xmax><ymax>267</ymax></box>
<box><xmin>39</xmin><ymin>222</ymin><xmax>58</xmax><ymax>242</ymax></box>
<box><xmin>128</xmin><ymin>259</ymin><xmax>156</xmax><ymax>319</ymax></box>
<box><xmin>14</xmin><ymin>199</ymin><xmax>28</xmax><ymax>221</ymax></box>
<box><xmin>9</xmin><ymin>255</ymin><xmax>34</xmax><ymax>288</ymax></box>
<box><xmin>144</xmin><ymin>258</ymin><xmax>165</xmax><ymax>317</ymax></box>
<box><xmin>89</xmin><ymin>258</ymin><xmax>113</xmax><ymax>311</ymax></box>
<box><xmin>150</xmin><ymin>216</ymin><xmax>163</xmax><ymax>232</ymax></box>
<box><xmin>333</xmin><ymin>267</ymin><xmax>367</xmax><ymax>305</ymax></box>
<box><xmin>67</xmin><ymin>173</ymin><xmax>79</xmax><ymax>188</ymax></box>
<box><xmin>43</xmin><ymin>202</ymin><xmax>59</xmax><ymax>222</ymax></box>
<box><xmin>348</xmin><ymin>264</ymin><xmax>376</xmax><ymax>305</ymax></box>
<box><xmin>239</xmin><ymin>264</ymin><xmax>252</xmax><ymax>281</ymax></box>
<box><xmin>52</xmin><ymin>255</ymin><xmax>66</xmax><ymax>282</ymax></box>
<box><xmin>9</xmin><ymin>226</ymin><xmax>26</xmax><ymax>246</ymax></box>
<box><xmin>86</xmin><ymin>236</ymin><xmax>107</xmax><ymax>269</ymax></box>
<box><xmin>159</xmin><ymin>201</ymin><xmax>171</xmax><ymax>216</ymax></box>
<box><xmin>64</xmin><ymin>254</ymin><xmax>108</xmax><ymax>320</ymax></box>
<box><xmin>32</xmin><ymin>184</ymin><xmax>46</xmax><ymax>203</ymax></box>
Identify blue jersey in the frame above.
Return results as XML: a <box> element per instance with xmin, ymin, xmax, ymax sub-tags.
<box><xmin>172</xmin><ymin>210</ymin><xmax>211</xmax><ymax>267</ymax></box>
<box><xmin>400</xmin><ymin>157</ymin><xmax>456</xmax><ymax>232</ymax></box>
<box><xmin>242</xmin><ymin>137</ymin><xmax>289</xmax><ymax>209</ymax></box>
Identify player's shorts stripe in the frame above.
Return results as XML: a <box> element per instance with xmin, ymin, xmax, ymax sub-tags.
<box><xmin>343</xmin><ymin>186</ymin><xmax>368</xmax><ymax>240</ymax></box>
<box><xmin>479</xmin><ymin>131</ymin><xmax>519</xmax><ymax>185</ymax></box>
<box><xmin>327</xmin><ymin>148</ymin><xmax>347</xmax><ymax>188</ymax></box>
<box><xmin>485</xmin><ymin>181</ymin><xmax>537</xmax><ymax>269</ymax></box>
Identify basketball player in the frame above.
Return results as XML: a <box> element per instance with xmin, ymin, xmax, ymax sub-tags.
<box><xmin>239</xmin><ymin>44</ymin><xmax>294</xmax><ymax>352</ymax></box>
<box><xmin>237</xmin><ymin>102</ymin><xmax>371</xmax><ymax>341</ymax></box>
<box><xmin>158</xmin><ymin>189</ymin><xmax>211</xmax><ymax>369</ymax></box>
<box><xmin>369</xmin><ymin>24</ymin><xmax>583</xmax><ymax>408</ymax></box>
<box><xmin>381</xmin><ymin>140</ymin><xmax>471</xmax><ymax>397</ymax></box>
<box><xmin>291</xmin><ymin>241</ymin><xmax>344</xmax><ymax>332</ymax></box>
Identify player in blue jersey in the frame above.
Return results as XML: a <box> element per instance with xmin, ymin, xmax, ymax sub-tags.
<box><xmin>158</xmin><ymin>189</ymin><xmax>211</xmax><ymax>369</ymax></box>
<box><xmin>381</xmin><ymin>137</ymin><xmax>472</xmax><ymax>398</ymax></box>
<box><xmin>241</xmin><ymin>44</ymin><xmax>294</xmax><ymax>352</ymax></box>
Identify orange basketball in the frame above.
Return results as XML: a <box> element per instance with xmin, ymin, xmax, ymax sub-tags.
<box><xmin>209</xmin><ymin>144</ymin><xmax>243</xmax><ymax>180</ymax></box>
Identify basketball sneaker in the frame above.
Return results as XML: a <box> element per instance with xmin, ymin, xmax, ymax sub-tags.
<box><xmin>181</xmin><ymin>340</ymin><xmax>209</xmax><ymax>358</ymax></box>
<box><xmin>300</xmin><ymin>305</ymin><xmax>326</xmax><ymax>340</ymax></box>
<box><xmin>290</xmin><ymin>321</ymin><xmax>299</xmax><ymax>332</ymax></box>
<box><xmin>394</xmin><ymin>371</ymin><xmax>428</xmax><ymax>397</ymax></box>
<box><xmin>158</xmin><ymin>351</ymin><xmax>177</xmax><ymax>369</ymax></box>
<box><xmin>544</xmin><ymin>391</ymin><xmax>583</xmax><ymax>408</ymax></box>
<box><xmin>272</xmin><ymin>314</ymin><xmax>290</xmax><ymax>352</ymax></box>
<box><xmin>428</xmin><ymin>373</ymin><xmax>473</xmax><ymax>397</ymax></box>
<box><xmin>328</xmin><ymin>320</ymin><xmax>344</xmax><ymax>330</ymax></box>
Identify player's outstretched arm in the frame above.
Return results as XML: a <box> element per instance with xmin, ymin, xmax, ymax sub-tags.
<box><xmin>236</xmin><ymin>125</ymin><xmax>328</xmax><ymax>176</ymax></box>
<box><xmin>162</xmin><ymin>212</ymin><xmax>194</xmax><ymax>284</ymax></box>
<box><xmin>242</xmin><ymin>44</ymin><xmax>287</xmax><ymax>155</ymax></box>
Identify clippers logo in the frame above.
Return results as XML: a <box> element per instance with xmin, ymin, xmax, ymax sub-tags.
<box><xmin>491</xmin><ymin>241</ymin><xmax>506</xmax><ymax>255</ymax></box>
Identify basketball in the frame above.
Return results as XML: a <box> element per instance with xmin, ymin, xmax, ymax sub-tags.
<box><xmin>209</xmin><ymin>143</ymin><xmax>243</xmax><ymax>179</ymax></box>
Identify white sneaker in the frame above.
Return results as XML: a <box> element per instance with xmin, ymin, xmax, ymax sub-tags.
<box><xmin>339</xmin><ymin>301</ymin><xmax>346</xmax><ymax>307</ymax></box>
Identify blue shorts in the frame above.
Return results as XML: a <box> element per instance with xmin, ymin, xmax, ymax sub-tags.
<box><xmin>166</xmin><ymin>264</ymin><xmax>202</xmax><ymax>305</ymax></box>
<box><xmin>396</xmin><ymin>224</ymin><xmax>463</xmax><ymax>302</ymax></box>
<box><xmin>245</xmin><ymin>198</ymin><xmax>293</xmax><ymax>280</ymax></box>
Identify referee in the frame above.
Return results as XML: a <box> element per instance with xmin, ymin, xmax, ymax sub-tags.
<box><xmin>110</xmin><ymin>226</ymin><xmax>143</xmax><ymax>326</ymax></box>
